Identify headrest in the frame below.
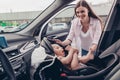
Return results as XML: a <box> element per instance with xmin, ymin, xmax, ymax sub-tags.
<box><xmin>41</xmin><ymin>37</ymin><xmax>55</xmax><ymax>56</ymax></box>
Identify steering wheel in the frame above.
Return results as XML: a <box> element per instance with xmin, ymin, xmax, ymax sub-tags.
<box><xmin>0</xmin><ymin>49</ymin><xmax>16</xmax><ymax>80</ymax></box>
<box><xmin>41</xmin><ymin>37</ymin><xmax>54</xmax><ymax>56</ymax></box>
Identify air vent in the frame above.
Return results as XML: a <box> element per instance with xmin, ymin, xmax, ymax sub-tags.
<box><xmin>6</xmin><ymin>49</ymin><xmax>20</xmax><ymax>58</ymax></box>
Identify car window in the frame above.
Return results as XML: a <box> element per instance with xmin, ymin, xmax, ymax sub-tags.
<box><xmin>0</xmin><ymin>0</ymin><xmax>54</xmax><ymax>33</ymax></box>
<box><xmin>46</xmin><ymin>0</ymin><xmax>114</xmax><ymax>34</ymax></box>
<box><xmin>46</xmin><ymin>7</ymin><xmax>74</xmax><ymax>34</ymax></box>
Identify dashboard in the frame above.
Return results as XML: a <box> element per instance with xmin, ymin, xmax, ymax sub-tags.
<box><xmin>0</xmin><ymin>40</ymin><xmax>38</xmax><ymax>80</ymax></box>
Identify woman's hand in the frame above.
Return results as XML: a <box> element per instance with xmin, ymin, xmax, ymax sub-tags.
<box><xmin>79</xmin><ymin>51</ymin><xmax>94</xmax><ymax>64</ymax></box>
<box><xmin>89</xmin><ymin>44</ymin><xmax>97</xmax><ymax>52</ymax></box>
<box><xmin>54</xmin><ymin>39</ymin><xmax>63</xmax><ymax>45</ymax></box>
<box><xmin>54</xmin><ymin>39</ymin><xmax>71</xmax><ymax>46</ymax></box>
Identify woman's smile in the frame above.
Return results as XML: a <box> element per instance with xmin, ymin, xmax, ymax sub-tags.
<box><xmin>76</xmin><ymin>6</ymin><xmax>89</xmax><ymax>22</ymax></box>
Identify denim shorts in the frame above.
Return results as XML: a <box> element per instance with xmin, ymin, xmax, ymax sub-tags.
<box><xmin>82</xmin><ymin>49</ymin><xmax>88</xmax><ymax>56</ymax></box>
<box><xmin>82</xmin><ymin>49</ymin><xmax>96</xmax><ymax>56</ymax></box>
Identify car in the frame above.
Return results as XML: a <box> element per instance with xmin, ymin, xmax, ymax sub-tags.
<box><xmin>51</xmin><ymin>23</ymin><xmax>68</xmax><ymax>30</ymax></box>
<box><xmin>47</xmin><ymin>23</ymin><xmax>69</xmax><ymax>33</ymax></box>
<box><xmin>3</xmin><ymin>26</ymin><xmax>18</xmax><ymax>32</ymax></box>
<box><xmin>12</xmin><ymin>22</ymin><xmax>29</xmax><ymax>32</ymax></box>
<box><xmin>0</xmin><ymin>0</ymin><xmax>120</xmax><ymax>80</ymax></box>
<box><xmin>0</xmin><ymin>27</ymin><xmax>4</xmax><ymax>33</ymax></box>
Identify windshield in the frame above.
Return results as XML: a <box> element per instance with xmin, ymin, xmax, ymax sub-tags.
<box><xmin>0</xmin><ymin>0</ymin><xmax>54</xmax><ymax>33</ymax></box>
<box><xmin>0</xmin><ymin>0</ymin><xmax>114</xmax><ymax>33</ymax></box>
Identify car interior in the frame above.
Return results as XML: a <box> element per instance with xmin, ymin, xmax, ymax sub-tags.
<box><xmin>0</xmin><ymin>0</ymin><xmax>120</xmax><ymax>80</ymax></box>
<box><xmin>35</xmin><ymin>37</ymin><xmax>119</xmax><ymax>80</ymax></box>
<box><xmin>104</xmin><ymin>63</ymin><xmax>120</xmax><ymax>80</ymax></box>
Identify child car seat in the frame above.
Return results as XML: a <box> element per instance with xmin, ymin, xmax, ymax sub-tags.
<box><xmin>34</xmin><ymin>37</ymin><xmax>119</xmax><ymax>80</ymax></box>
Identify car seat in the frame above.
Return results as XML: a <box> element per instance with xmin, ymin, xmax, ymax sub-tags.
<box><xmin>35</xmin><ymin>37</ymin><xmax>119</xmax><ymax>80</ymax></box>
<box><xmin>104</xmin><ymin>63</ymin><xmax>120</xmax><ymax>80</ymax></box>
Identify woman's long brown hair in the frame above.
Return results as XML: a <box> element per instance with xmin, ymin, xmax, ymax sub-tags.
<box><xmin>75</xmin><ymin>0</ymin><xmax>104</xmax><ymax>30</ymax></box>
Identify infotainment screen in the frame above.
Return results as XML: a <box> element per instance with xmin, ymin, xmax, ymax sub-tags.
<box><xmin>0</xmin><ymin>36</ymin><xmax>8</xmax><ymax>49</ymax></box>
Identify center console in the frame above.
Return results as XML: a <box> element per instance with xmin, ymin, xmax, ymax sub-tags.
<box><xmin>0</xmin><ymin>40</ymin><xmax>38</xmax><ymax>80</ymax></box>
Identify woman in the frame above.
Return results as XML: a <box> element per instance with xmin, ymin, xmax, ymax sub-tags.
<box><xmin>55</xmin><ymin>0</ymin><xmax>103</xmax><ymax>63</ymax></box>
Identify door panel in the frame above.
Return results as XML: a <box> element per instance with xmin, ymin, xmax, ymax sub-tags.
<box><xmin>2</xmin><ymin>34</ymin><xmax>36</xmax><ymax>47</ymax></box>
<box><xmin>43</xmin><ymin>6</ymin><xmax>74</xmax><ymax>41</ymax></box>
<box><xmin>46</xmin><ymin>31</ymin><xmax>69</xmax><ymax>41</ymax></box>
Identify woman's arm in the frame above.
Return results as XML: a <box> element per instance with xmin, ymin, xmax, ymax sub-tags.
<box><xmin>92</xmin><ymin>20</ymin><xmax>102</xmax><ymax>45</ymax></box>
<box><xmin>54</xmin><ymin>19</ymin><xmax>76</xmax><ymax>46</ymax></box>
<box><xmin>79</xmin><ymin>44</ymin><xmax>96</xmax><ymax>64</ymax></box>
<box><xmin>89</xmin><ymin>44</ymin><xmax>97</xmax><ymax>53</ymax></box>
<box><xmin>79</xmin><ymin>20</ymin><xmax>102</xmax><ymax>64</ymax></box>
<box><xmin>84</xmin><ymin>20</ymin><xmax>102</xmax><ymax>61</ymax></box>
<box><xmin>54</xmin><ymin>39</ymin><xmax>71</xmax><ymax>46</ymax></box>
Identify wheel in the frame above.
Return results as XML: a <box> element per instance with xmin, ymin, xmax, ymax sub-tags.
<box><xmin>0</xmin><ymin>49</ymin><xmax>16</xmax><ymax>80</ymax></box>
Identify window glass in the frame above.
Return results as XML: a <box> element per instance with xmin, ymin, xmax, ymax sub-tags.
<box><xmin>46</xmin><ymin>0</ymin><xmax>114</xmax><ymax>34</ymax></box>
<box><xmin>46</xmin><ymin>7</ymin><xmax>74</xmax><ymax>34</ymax></box>
<box><xmin>0</xmin><ymin>0</ymin><xmax>54</xmax><ymax>33</ymax></box>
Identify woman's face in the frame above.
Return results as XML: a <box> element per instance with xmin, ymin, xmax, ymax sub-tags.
<box><xmin>76</xmin><ymin>6</ymin><xmax>89</xmax><ymax>22</ymax></box>
<box><xmin>52</xmin><ymin>44</ymin><xmax>65</xmax><ymax>57</ymax></box>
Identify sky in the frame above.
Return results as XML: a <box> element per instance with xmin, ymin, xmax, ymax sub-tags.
<box><xmin>0</xmin><ymin>0</ymin><xmax>109</xmax><ymax>13</ymax></box>
<box><xmin>87</xmin><ymin>0</ymin><xmax>109</xmax><ymax>4</ymax></box>
<box><xmin>0</xmin><ymin>0</ymin><xmax>54</xmax><ymax>13</ymax></box>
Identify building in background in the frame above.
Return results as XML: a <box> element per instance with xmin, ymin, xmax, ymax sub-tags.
<box><xmin>0</xmin><ymin>2</ymin><xmax>112</xmax><ymax>27</ymax></box>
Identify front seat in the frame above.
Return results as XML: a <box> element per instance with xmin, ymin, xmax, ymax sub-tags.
<box><xmin>104</xmin><ymin>63</ymin><xmax>120</xmax><ymax>80</ymax></box>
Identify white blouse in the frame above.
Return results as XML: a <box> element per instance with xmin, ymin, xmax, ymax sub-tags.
<box><xmin>66</xmin><ymin>17</ymin><xmax>102</xmax><ymax>56</ymax></box>
<box><xmin>80</xmin><ymin>26</ymin><xmax>92</xmax><ymax>51</ymax></box>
